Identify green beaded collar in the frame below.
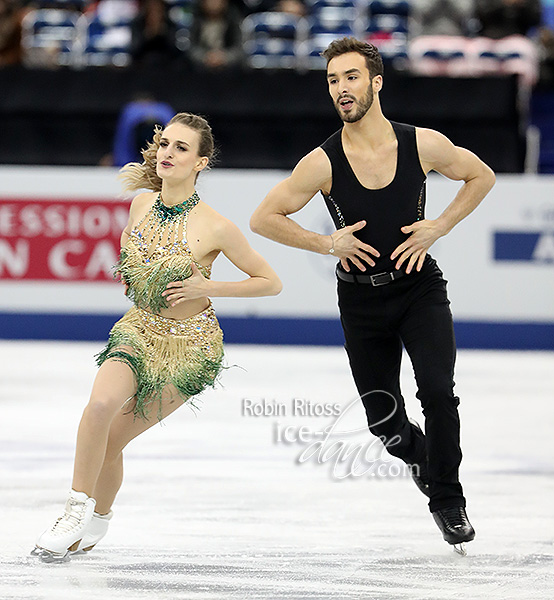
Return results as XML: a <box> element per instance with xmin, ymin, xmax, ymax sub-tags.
<box><xmin>154</xmin><ymin>192</ymin><xmax>200</xmax><ymax>222</ymax></box>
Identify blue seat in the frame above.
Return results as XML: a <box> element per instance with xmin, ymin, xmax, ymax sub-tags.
<box><xmin>543</xmin><ymin>4</ymin><xmax>554</xmax><ymax>29</ymax></box>
<box><xmin>164</xmin><ymin>0</ymin><xmax>196</xmax><ymax>6</ymax></box>
<box><xmin>21</xmin><ymin>9</ymin><xmax>79</xmax><ymax>66</ymax></box>
<box><xmin>368</xmin><ymin>0</ymin><xmax>410</xmax><ymax>17</ymax></box>
<box><xmin>33</xmin><ymin>0</ymin><xmax>88</xmax><ymax>8</ymax></box>
<box><xmin>306</xmin><ymin>7</ymin><xmax>357</xmax><ymax>35</ymax></box>
<box><xmin>242</xmin><ymin>13</ymin><xmax>301</xmax><ymax>68</ymax></box>
<box><xmin>530</xmin><ymin>91</ymin><xmax>554</xmax><ymax>172</ymax></box>
<box><xmin>82</xmin><ymin>14</ymin><xmax>132</xmax><ymax>67</ymax></box>
<box><xmin>477</xmin><ymin>49</ymin><xmax>523</xmax><ymax>62</ymax></box>
<box><xmin>365</xmin><ymin>1</ymin><xmax>408</xmax><ymax>63</ymax></box>
<box><xmin>243</xmin><ymin>12</ymin><xmax>299</xmax><ymax>39</ymax></box>
<box><xmin>366</xmin><ymin>13</ymin><xmax>408</xmax><ymax>35</ymax></box>
<box><xmin>307</xmin><ymin>0</ymin><xmax>357</xmax><ymax>12</ymax></box>
<box><xmin>298</xmin><ymin>32</ymin><xmax>349</xmax><ymax>69</ymax></box>
<box><xmin>247</xmin><ymin>39</ymin><xmax>296</xmax><ymax>68</ymax></box>
<box><xmin>365</xmin><ymin>31</ymin><xmax>408</xmax><ymax>65</ymax></box>
<box><xmin>421</xmin><ymin>48</ymin><xmax>464</xmax><ymax>60</ymax></box>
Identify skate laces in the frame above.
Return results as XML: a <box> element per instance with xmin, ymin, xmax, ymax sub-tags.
<box><xmin>49</xmin><ymin>499</ymin><xmax>87</xmax><ymax>537</ymax></box>
<box><xmin>440</xmin><ymin>506</ymin><xmax>468</xmax><ymax>529</ymax></box>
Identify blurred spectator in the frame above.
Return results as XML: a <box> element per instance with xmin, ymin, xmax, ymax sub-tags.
<box><xmin>474</xmin><ymin>0</ymin><xmax>541</xmax><ymax>86</ymax></box>
<box><xmin>538</xmin><ymin>26</ymin><xmax>554</xmax><ymax>86</ymax></box>
<box><xmin>411</xmin><ymin>0</ymin><xmax>541</xmax><ymax>86</ymax></box>
<box><xmin>93</xmin><ymin>0</ymin><xmax>139</xmax><ymax>21</ymax></box>
<box><xmin>240</xmin><ymin>0</ymin><xmax>305</xmax><ymax>15</ymax></box>
<box><xmin>189</xmin><ymin>0</ymin><xmax>242</xmax><ymax>69</ymax></box>
<box><xmin>111</xmin><ymin>94</ymin><xmax>175</xmax><ymax>166</ymax></box>
<box><xmin>130</xmin><ymin>0</ymin><xmax>181</xmax><ymax>66</ymax></box>
<box><xmin>0</xmin><ymin>0</ymin><xmax>23</xmax><ymax>66</ymax></box>
<box><xmin>410</xmin><ymin>0</ymin><xmax>476</xmax><ymax>37</ymax></box>
<box><xmin>475</xmin><ymin>0</ymin><xmax>541</xmax><ymax>39</ymax></box>
<box><xmin>273</xmin><ymin>0</ymin><xmax>305</xmax><ymax>17</ymax></box>
<box><xmin>409</xmin><ymin>0</ymin><xmax>476</xmax><ymax>78</ymax></box>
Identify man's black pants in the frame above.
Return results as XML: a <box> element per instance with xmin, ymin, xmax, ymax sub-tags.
<box><xmin>337</xmin><ymin>257</ymin><xmax>465</xmax><ymax>512</ymax></box>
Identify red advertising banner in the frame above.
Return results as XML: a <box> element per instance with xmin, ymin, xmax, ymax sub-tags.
<box><xmin>0</xmin><ymin>198</ymin><xmax>130</xmax><ymax>281</ymax></box>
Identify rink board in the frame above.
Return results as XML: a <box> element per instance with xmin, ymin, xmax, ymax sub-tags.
<box><xmin>0</xmin><ymin>167</ymin><xmax>553</xmax><ymax>349</ymax></box>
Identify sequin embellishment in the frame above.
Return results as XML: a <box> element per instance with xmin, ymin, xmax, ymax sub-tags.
<box><xmin>138</xmin><ymin>305</ymin><xmax>220</xmax><ymax>343</ymax></box>
<box><xmin>154</xmin><ymin>192</ymin><xmax>200</xmax><ymax>223</ymax></box>
<box><xmin>325</xmin><ymin>193</ymin><xmax>346</xmax><ymax>229</ymax></box>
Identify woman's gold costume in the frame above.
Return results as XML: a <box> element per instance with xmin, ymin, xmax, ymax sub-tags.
<box><xmin>96</xmin><ymin>193</ymin><xmax>224</xmax><ymax>419</ymax></box>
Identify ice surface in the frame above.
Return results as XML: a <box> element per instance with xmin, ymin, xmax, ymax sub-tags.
<box><xmin>0</xmin><ymin>342</ymin><xmax>553</xmax><ymax>599</ymax></box>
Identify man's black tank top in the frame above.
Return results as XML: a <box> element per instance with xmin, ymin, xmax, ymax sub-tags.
<box><xmin>320</xmin><ymin>121</ymin><xmax>427</xmax><ymax>275</ymax></box>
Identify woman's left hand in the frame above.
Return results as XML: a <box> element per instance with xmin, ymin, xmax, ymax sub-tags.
<box><xmin>162</xmin><ymin>263</ymin><xmax>211</xmax><ymax>306</ymax></box>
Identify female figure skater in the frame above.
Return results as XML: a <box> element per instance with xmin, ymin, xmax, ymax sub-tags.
<box><xmin>33</xmin><ymin>112</ymin><xmax>282</xmax><ymax>562</ymax></box>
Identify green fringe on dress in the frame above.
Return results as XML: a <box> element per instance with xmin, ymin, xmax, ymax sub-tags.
<box><xmin>117</xmin><ymin>245</ymin><xmax>210</xmax><ymax>314</ymax></box>
<box><xmin>96</xmin><ymin>306</ymin><xmax>224</xmax><ymax>421</ymax></box>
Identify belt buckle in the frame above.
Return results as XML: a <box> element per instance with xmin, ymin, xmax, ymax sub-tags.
<box><xmin>369</xmin><ymin>272</ymin><xmax>392</xmax><ymax>286</ymax></box>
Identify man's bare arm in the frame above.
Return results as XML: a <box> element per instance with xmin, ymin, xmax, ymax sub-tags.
<box><xmin>391</xmin><ymin>128</ymin><xmax>496</xmax><ymax>273</ymax></box>
<box><xmin>250</xmin><ymin>148</ymin><xmax>380</xmax><ymax>272</ymax></box>
<box><xmin>419</xmin><ymin>128</ymin><xmax>496</xmax><ymax>234</ymax></box>
<box><xmin>250</xmin><ymin>148</ymin><xmax>334</xmax><ymax>253</ymax></box>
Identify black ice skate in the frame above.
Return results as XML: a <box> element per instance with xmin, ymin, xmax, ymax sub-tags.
<box><xmin>432</xmin><ymin>506</ymin><xmax>475</xmax><ymax>556</ymax></box>
<box><xmin>410</xmin><ymin>460</ymin><xmax>430</xmax><ymax>498</ymax></box>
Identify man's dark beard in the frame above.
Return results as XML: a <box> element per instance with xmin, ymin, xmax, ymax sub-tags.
<box><xmin>335</xmin><ymin>85</ymin><xmax>374</xmax><ymax>123</ymax></box>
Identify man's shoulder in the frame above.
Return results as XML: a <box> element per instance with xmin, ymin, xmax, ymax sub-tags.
<box><xmin>391</xmin><ymin>120</ymin><xmax>418</xmax><ymax>135</ymax></box>
<box><xmin>290</xmin><ymin>147</ymin><xmax>332</xmax><ymax>191</ymax></box>
<box><xmin>320</xmin><ymin>127</ymin><xmax>343</xmax><ymax>152</ymax></box>
<box><xmin>415</xmin><ymin>127</ymin><xmax>449</xmax><ymax>151</ymax></box>
<box><xmin>296</xmin><ymin>147</ymin><xmax>332</xmax><ymax>172</ymax></box>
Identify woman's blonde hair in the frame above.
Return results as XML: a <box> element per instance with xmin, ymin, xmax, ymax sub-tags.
<box><xmin>119</xmin><ymin>112</ymin><xmax>215</xmax><ymax>192</ymax></box>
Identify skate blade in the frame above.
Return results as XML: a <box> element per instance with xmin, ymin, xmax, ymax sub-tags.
<box><xmin>39</xmin><ymin>551</ymin><xmax>70</xmax><ymax>564</ymax></box>
<box><xmin>453</xmin><ymin>543</ymin><xmax>467</xmax><ymax>556</ymax></box>
<box><xmin>32</xmin><ymin>548</ymin><xmax>70</xmax><ymax>563</ymax></box>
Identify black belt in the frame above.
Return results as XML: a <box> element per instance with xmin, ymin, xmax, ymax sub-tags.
<box><xmin>336</xmin><ymin>266</ymin><xmax>406</xmax><ymax>286</ymax></box>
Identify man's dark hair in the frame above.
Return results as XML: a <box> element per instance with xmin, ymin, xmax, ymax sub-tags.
<box><xmin>322</xmin><ymin>37</ymin><xmax>384</xmax><ymax>78</ymax></box>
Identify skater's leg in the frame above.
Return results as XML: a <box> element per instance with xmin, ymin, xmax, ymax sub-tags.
<box><xmin>92</xmin><ymin>454</ymin><xmax>123</xmax><ymax>516</ymax></box>
<box><xmin>338</xmin><ymin>279</ymin><xmax>426</xmax><ymax>462</ymax></box>
<box><xmin>400</xmin><ymin>290</ymin><xmax>465</xmax><ymax>511</ymax></box>
<box><xmin>342</xmin><ymin>328</ymin><xmax>425</xmax><ymax>463</ymax></box>
<box><xmin>93</xmin><ymin>383</ymin><xmax>187</xmax><ymax>514</ymax></box>
<box><xmin>71</xmin><ymin>353</ymin><xmax>137</xmax><ymax>496</ymax></box>
<box><xmin>35</xmin><ymin>377</ymin><xmax>187</xmax><ymax>558</ymax></box>
<box><xmin>70</xmin><ymin>386</ymin><xmax>187</xmax><ymax>554</ymax></box>
<box><xmin>33</xmin><ymin>355</ymin><xmax>137</xmax><ymax>559</ymax></box>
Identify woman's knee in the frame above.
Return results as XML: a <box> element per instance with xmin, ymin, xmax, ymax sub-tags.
<box><xmin>84</xmin><ymin>393</ymin><xmax>127</xmax><ymax>424</ymax></box>
<box><xmin>102</xmin><ymin>439</ymin><xmax>124</xmax><ymax>465</ymax></box>
<box><xmin>103</xmin><ymin>449</ymin><xmax>123</xmax><ymax>467</ymax></box>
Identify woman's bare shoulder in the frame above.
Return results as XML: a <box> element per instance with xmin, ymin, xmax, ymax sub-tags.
<box><xmin>130</xmin><ymin>191</ymin><xmax>157</xmax><ymax>211</ymax></box>
<box><xmin>128</xmin><ymin>191</ymin><xmax>157</xmax><ymax>223</ymax></box>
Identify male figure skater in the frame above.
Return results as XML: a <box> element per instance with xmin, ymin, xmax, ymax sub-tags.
<box><xmin>250</xmin><ymin>37</ymin><xmax>495</xmax><ymax>553</ymax></box>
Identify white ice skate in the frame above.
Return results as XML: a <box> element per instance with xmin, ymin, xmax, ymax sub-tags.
<box><xmin>71</xmin><ymin>510</ymin><xmax>113</xmax><ymax>554</ymax></box>
<box><xmin>32</xmin><ymin>490</ymin><xmax>96</xmax><ymax>563</ymax></box>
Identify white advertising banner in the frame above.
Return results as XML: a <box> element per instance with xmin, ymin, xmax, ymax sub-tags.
<box><xmin>0</xmin><ymin>167</ymin><xmax>553</xmax><ymax>324</ymax></box>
